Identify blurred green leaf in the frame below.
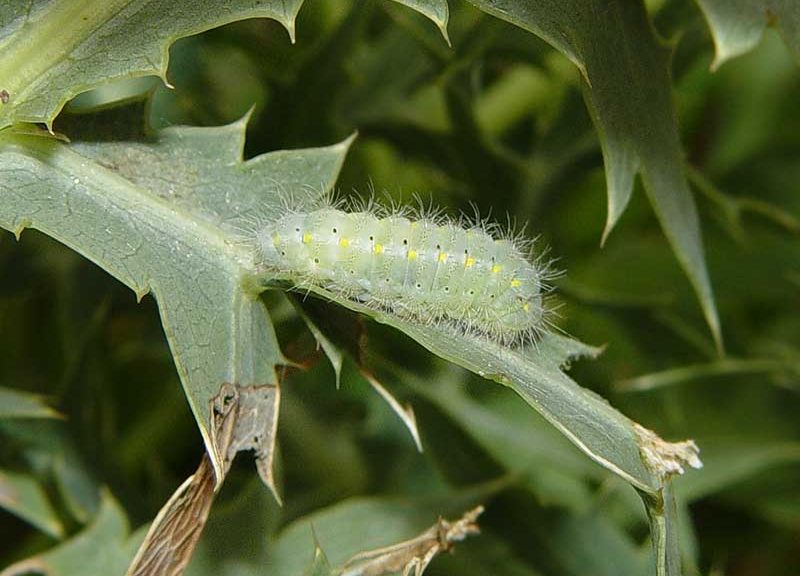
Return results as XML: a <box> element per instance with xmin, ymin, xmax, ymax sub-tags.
<box><xmin>401</xmin><ymin>366</ymin><xmax>600</xmax><ymax>509</ymax></box>
<box><xmin>0</xmin><ymin>387</ymin><xmax>60</xmax><ymax>420</ymax></box>
<box><xmin>465</xmin><ymin>0</ymin><xmax>723</xmax><ymax>352</ymax></box>
<box><xmin>283</xmin><ymin>277</ymin><xmax>697</xmax><ymax>572</ymax></box>
<box><xmin>675</xmin><ymin>440</ymin><xmax>800</xmax><ymax>502</ymax></box>
<box><xmin>0</xmin><ymin>490</ymin><xmax>139</xmax><ymax>576</ymax></box>
<box><xmin>0</xmin><ymin>468</ymin><xmax>63</xmax><ymax>539</ymax></box>
<box><xmin>0</xmin><ymin>421</ymin><xmax>101</xmax><ymax>524</ymax></box>
<box><xmin>0</xmin><ymin>116</ymin><xmax>351</xmax><ymax>482</ymax></box>
<box><xmin>693</xmin><ymin>0</ymin><xmax>800</xmax><ymax>69</ymax></box>
<box><xmin>546</xmin><ymin>511</ymin><xmax>648</xmax><ymax>576</ymax></box>
<box><xmin>427</xmin><ymin>531</ymin><xmax>545</xmax><ymax>576</ymax></box>
<box><xmin>617</xmin><ymin>358</ymin><xmax>798</xmax><ymax>392</ymax></box>
<box><xmin>301</xmin><ymin>547</ymin><xmax>331</xmax><ymax>576</ymax></box>
<box><xmin>0</xmin><ymin>0</ymin><xmax>303</xmax><ymax>130</ymax></box>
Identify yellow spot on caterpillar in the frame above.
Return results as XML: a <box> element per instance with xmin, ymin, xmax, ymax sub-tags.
<box><xmin>438</xmin><ymin>252</ymin><xmax>448</xmax><ymax>263</ymax></box>
<box><xmin>339</xmin><ymin>238</ymin><xmax>350</xmax><ymax>248</ymax></box>
<box><xmin>374</xmin><ymin>243</ymin><xmax>384</xmax><ymax>255</ymax></box>
<box><xmin>407</xmin><ymin>250</ymin><xmax>418</xmax><ymax>261</ymax></box>
<box><xmin>272</xmin><ymin>233</ymin><xmax>281</xmax><ymax>245</ymax></box>
<box><xmin>510</xmin><ymin>279</ymin><xmax>522</xmax><ymax>288</ymax></box>
<box><xmin>465</xmin><ymin>256</ymin><xmax>476</xmax><ymax>268</ymax></box>
<box><xmin>523</xmin><ymin>303</ymin><xmax>530</xmax><ymax>312</ymax></box>
<box><xmin>492</xmin><ymin>264</ymin><xmax>502</xmax><ymax>274</ymax></box>
<box><xmin>302</xmin><ymin>232</ymin><xmax>313</xmax><ymax>244</ymax></box>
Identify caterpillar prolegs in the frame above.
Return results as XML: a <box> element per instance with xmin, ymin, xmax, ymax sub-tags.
<box><xmin>255</xmin><ymin>199</ymin><xmax>556</xmax><ymax>347</ymax></box>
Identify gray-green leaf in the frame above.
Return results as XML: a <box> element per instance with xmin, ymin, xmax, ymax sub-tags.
<box><xmin>0</xmin><ymin>0</ymin><xmax>304</xmax><ymax>130</ymax></box>
<box><xmin>276</xmin><ymin>282</ymin><xmax>662</xmax><ymax>494</ymax></box>
<box><xmin>0</xmin><ymin>468</ymin><xmax>63</xmax><ymax>539</ymax></box>
<box><xmin>694</xmin><ymin>0</ymin><xmax>800</xmax><ymax>69</ymax></box>
<box><xmin>0</xmin><ymin>490</ymin><xmax>140</xmax><ymax>576</ymax></box>
<box><xmin>465</xmin><ymin>0</ymin><xmax>723</xmax><ymax>352</ymax></box>
<box><xmin>0</xmin><ymin>118</ymin><xmax>351</xmax><ymax>482</ymax></box>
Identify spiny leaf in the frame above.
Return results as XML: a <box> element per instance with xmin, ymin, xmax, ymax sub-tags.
<box><xmin>274</xmin><ymin>281</ymin><xmax>664</xmax><ymax>495</ymax></box>
<box><xmin>0</xmin><ymin>115</ymin><xmax>352</xmax><ymax>483</ymax></box>
<box><xmin>279</xmin><ymin>283</ymin><xmax>700</xmax><ymax>576</ymax></box>
<box><xmin>694</xmin><ymin>0</ymin><xmax>800</xmax><ymax>69</ymax></box>
<box><xmin>0</xmin><ymin>0</ymin><xmax>303</xmax><ymax>130</ymax></box>
<box><xmin>465</xmin><ymin>0</ymin><xmax>724</xmax><ymax>353</ymax></box>
<box><xmin>0</xmin><ymin>490</ymin><xmax>139</xmax><ymax>576</ymax></box>
<box><xmin>0</xmin><ymin>421</ymin><xmax>101</xmax><ymax>524</ymax></box>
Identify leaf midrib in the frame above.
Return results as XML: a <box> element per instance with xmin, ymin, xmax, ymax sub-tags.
<box><xmin>4</xmin><ymin>133</ymin><xmax>251</xmax><ymax>290</ymax></box>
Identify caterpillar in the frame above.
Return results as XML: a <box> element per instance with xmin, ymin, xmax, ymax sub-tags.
<box><xmin>254</xmin><ymin>197</ymin><xmax>555</xmax><ymax>347</ymax></box>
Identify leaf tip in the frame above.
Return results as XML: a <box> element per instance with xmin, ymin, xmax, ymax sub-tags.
<box><xmin>436</xmin><ymin>9</ymin><xmax>451</xmax><ymax>47</ymax></box>
<box><xmin>697</xmin><ymin>292</ymin><xmax>724</xmax><ymax>357</ymax></box>
<box><xmin>340</xmin><ymin>131</ymin><xmax>359</xmax><ymax>150</ymax></box>
<box><xmin>134</xmin><ymin>286</ymin><xmax>151</xmax><ymax>303</ymax></box>
<box><xmin>257</xmin><ymin>457</ymin><xmax>283</xmax><ymax>506</ymax></box>
<box><xmin>600</xmin><ymin>216</ymin><xmax>615</xmax><ymax>247</ymax></box>
<box><xmin>281</xmin><ymin>12</ymin><xmax>299</xmax><ymax>44</ymax></box>
<box><xmin>12</xmin><ymin>221</ymin><xmax>29</xmax><ymax>241</ymax></box>
<box><xmin>441</xmin><ymin>27</ymin><xmax>452</xmax><ymax>48</ymax></box>
<box><xmin>157</xmin><ymin>66</ymin><xmax>175</xmax><ymax>90</ymax></box>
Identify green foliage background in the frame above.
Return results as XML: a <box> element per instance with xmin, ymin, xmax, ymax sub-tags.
<box><xmin>1</xmin><ymin>1</ymin><xmax>799</xmax><ymax>575</ymax></box>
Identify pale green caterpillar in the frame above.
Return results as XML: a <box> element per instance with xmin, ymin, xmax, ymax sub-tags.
<box><xmin>255</xmin><ymin>197</ymin><xmax>556</xmax><ymax>346</ymax></box>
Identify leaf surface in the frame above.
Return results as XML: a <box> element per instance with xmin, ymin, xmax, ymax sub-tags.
<box><xmin>0</xmin><ymin>468</ymin><xmax>63</xmax><ymax>539</ymax></box>
<box><xmin>693</xmin><ymin>0</ymin><xmax>800</xmax><ymax>68</ymax></box>
<box><xmin>465</xmin><ymin>0</ymin><xmax>723</xmax><ymax>351</ymax></box>
<box><xmin>0</xmin><ymin>118</ymin><xmax>351</xmax><ymax>482</ymax></box>
<box><xmin>0</xmin><ymin>0</ymin><xmax>303</xmax><ymax>130</ymax></box>
<box><xmin>0</xmin><ymin>490</ymin><xmax>139</xmax><ymax>576</ymax></box>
